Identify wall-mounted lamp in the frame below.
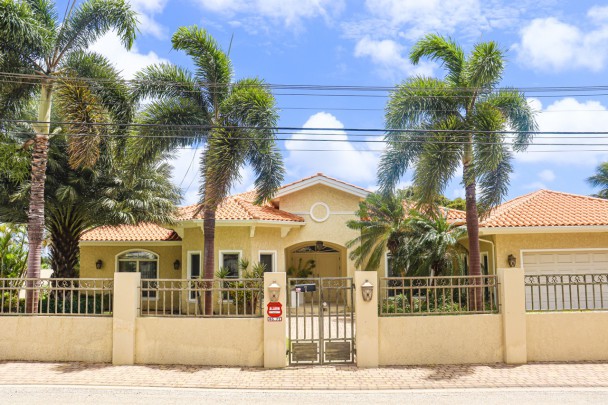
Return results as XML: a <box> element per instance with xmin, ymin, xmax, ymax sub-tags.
<box><xmin>268</xmin><ymin>281</ymin><xmax>281</xmax><ymax>302</ymax></box>
<box><xmin>507</xmin><ymin>254</ymin><xmax>517</xmax><ymax>268</ymax></box>
<box><xmin>361</xmin><ymin>279</ymin><xmax>374</xmax><ymax>302</ymax></box>
<box><xmin>173</xmin><ymin>259</ymin><xmax>181</xmax><ymax>270</ymax></box>
<box><xmin>95</xmin><ymin>259</ymin><xmax>103</xmax><ymax>270</ymax></box>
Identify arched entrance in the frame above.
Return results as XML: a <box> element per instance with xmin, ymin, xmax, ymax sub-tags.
<box><xmin>285</xmin><ymin>241</ymin><xmax>346</xmax><ymax>279</ymax></box>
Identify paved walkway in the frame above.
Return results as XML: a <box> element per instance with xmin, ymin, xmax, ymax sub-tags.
<box><xmin>2</xmin><ymin>361</ymin><xmax>608</xmax><ymax>390</ymax></box>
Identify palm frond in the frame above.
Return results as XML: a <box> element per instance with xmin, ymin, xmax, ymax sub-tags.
<box><xmin>485</xmin><ymin>89</ymin><xmax>538</xmax><ymax>151</ymax></box>
<box><xmin>409</xmin><ymin>34</ymin><xmax>465</xmax><ymax>85</ymax></box>
<box><xmin>132</xmin><ymin>63</ymin><xmax>208</xmax><ymax>112</ymax></box>
<box><xmin>54</xmin><ymin>0</ymin><xmax>137</xmax><ymax>62</ymax></box>
<box><xmin>172</xmin><ymin>25</ymin><xmax>232</xmax><ymax>109</ymax></box>
<box><xmin>463</xmin><ymin>41</ymin><xmax>504</xmax><ymax>90</ymax></box>
<box><xmin>588</xmin><ymin>162</ymin><xmax>608</xmax><ymax>199</ymax></box>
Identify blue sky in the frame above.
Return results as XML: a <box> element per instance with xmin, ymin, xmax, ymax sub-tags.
<box><xmin>75</xmin><ymin>0</ymin><xmax>608</xmax><ymax>204</ymax></box>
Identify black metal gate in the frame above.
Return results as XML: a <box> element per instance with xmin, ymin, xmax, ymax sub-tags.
<box><xmin>287</xmin><ymin>277</ymin><xmax>355</xmax><ymax>365</ymax></box>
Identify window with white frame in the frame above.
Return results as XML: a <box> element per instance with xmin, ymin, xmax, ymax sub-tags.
<box><xmin>117</xmin><ymin>250</ymin><xmax>158</xmax><ymax>298</ymax></box>
<box><xmin>259</xmin><ymin>252</ymin><xmax>275</xmax><ymax>273</ymax></box>
<box><xmin>188</xmin><ymin>251</ymin><xmax>201</xmax><ymax>300</ymax></box>
<box><xmin>220</xmin><ymin>251</ymin><xmax>241</xmax><ymax>278</ymax></box>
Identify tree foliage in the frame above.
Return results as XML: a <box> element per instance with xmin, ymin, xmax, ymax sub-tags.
<box><xmin>0</xmin><ymin>224</ymin><xmax>28</xmax><ymax>278</ymax></box>
<box><xmin>131</xmin><ymin>25</ymin><xmax>284</xmax><ymax>302</ymax></box>
<box><xmin>378</xmin><ymin>34</ymin><xmax>537</xmax><ymax>292</ymax></box>
<box><xmin>588</xmin><ymin>162</ymin><xmax>608</xmax><ymax>199</ymax></box>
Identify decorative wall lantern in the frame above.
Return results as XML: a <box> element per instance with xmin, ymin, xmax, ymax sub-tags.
<box><xmin>95</xmin><ymin>259</ymin><xmax>103</xmax><ymax>270</ymax></box>
<box><xmin>173</xmin><ymin>259</ymin><xmax>181</xmax><ymax>270</ymax></box>
<box><xmin>507</xmin><ymin>254</ymin><xmax>517</xmax><ymax>268</ymax></box>
<box><xmin>268</xmin><ymin>281</ymin><xmax>281</xmax><ymax>302</ymax></box>
<box><xmin>361</xmin><ymin>279</ymin><xmax>374</xmax><ymax>302</ymax></box>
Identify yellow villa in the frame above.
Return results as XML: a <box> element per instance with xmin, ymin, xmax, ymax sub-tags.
<box><xmin>80</xmin><ymin>173</ymin><xmax>608</xmax><ymax>287</ymax></box>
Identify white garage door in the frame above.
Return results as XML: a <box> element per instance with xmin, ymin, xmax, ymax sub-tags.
<box><xmin>523</xmin><ymin>250</ymin><xmax>608</xmax><ymax>311</ymax></box>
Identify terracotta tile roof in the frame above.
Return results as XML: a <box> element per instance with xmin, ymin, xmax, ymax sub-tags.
<box><xmin>402</xmin><ymin>201</ymin><xmax>467</xmax><ymax>224</ymax></box>
<box><xmin>278</xmin><ymin>172</ymin><xmax>371</xmax><ymax>194</ymax></box>
<box><xmin>177</xmin><ymin>194</ymin><xmax>304</xmax><ymax>222</ymax></box>
<box><xmin>80</xmin><ymin>223</ymin><xmax>181</xmax><ymax>242</ymax></box>
<box><xmin>480</xmin><ymin>190</ymin><xmax>608</xmax><ymax>228</ymax></box>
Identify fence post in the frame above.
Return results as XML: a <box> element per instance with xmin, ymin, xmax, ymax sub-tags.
<box><xmin>355</xmin><ymin>271</ymin><xmax>379</xmax><ymax>368</ymax></box>
<box><xmin>112</xmin><ymin>272</ymin><xmax>140</xmax><ymax>365</ymax></box>
<box><xmin>264</xmin><ymin>271</ymin><xmax>287</xmax><ymax>368</ymax></box>
<box><xmin>498</xmin><ymin>268</ymin><xmax>527</xmax><ymax>364</ymax></box>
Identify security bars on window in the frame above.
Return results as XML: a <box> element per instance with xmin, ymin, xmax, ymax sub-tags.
<box><xmin>140</xmin><ymin>278</ymin><xmax>264</xmax><ymax>317</ymax></box>
<box><xmin>0</xmin><ymin>278</ymin><xmax>113</xmax><ymax>316</ymax></box>
<box><xmin>379</xmin><ymin>275</ymin><xmax>498</xmax><ymax>316</ymax></box>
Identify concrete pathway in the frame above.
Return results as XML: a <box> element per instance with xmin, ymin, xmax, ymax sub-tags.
<box><xmin>1</xmin><ymin>361</ymin><xmax>608</xmax><ymax>390</ymax></box>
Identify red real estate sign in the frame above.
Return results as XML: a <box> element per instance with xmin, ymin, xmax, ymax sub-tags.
<box><xmin>266</xmin><ymin>302</ymin><xmax>283</xmax><ymax>318</ymax></box>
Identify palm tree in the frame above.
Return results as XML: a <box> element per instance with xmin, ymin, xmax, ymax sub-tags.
<box><xmin>0</xmin><ymin>0</ymin><xmax>137</xmax><ymax>310</ymax></box>
<box><xmin>402</xmin><ymin>212</ymin><xmax>466</xmax><ymax>278</ymax></box>
<box><xmin>1</xmin><ymin>135</ymin><xmax>179</xmax><ymax>278</ymax></box>
<box><xmin>378</xmin><ymin>34</ymin><xmax>537</xmax><ymax>308</ymax></box>
<box><xmin>588</xmin><ymin>162</ymin><xmax>608</xmax><ymax>199</ymax></box>
<box><xmin>132</xmin><ymin>25</ymin><xmax>283</xmax><ymax>313</ymax></box>
<box><xmin>346</xmin><ymin>192</ymin><xmax>409</xmax><ymax>274</ymax></box>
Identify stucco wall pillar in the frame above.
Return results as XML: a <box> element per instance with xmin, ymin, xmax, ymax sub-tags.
<box><xmin>498</xmin><ymin>267</ymin><xmax>527</xmax><ymax>364</ymax></box>
<box><xmin>112</xmin><ymin>272</ymin><xmax>140</xmax><ymax>365</ymax></box>
<box><xmin>264</xmin><ymin>271</ymin><xmax>287</xmax><ymax>368</ymax></box>
<box><xmin>355</xmin><ymin>271</ymin><xmax>379</xmax><ymax>367</ymax></box>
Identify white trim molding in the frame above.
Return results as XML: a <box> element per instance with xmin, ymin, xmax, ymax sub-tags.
<box><xmin>80</xmin><ymin>241</ymin><xmax>182</xmax><ymax>247</ymax></box>
<box><xmin>273</xmin><ymin>175</ymin><xmax>369</xmax><ymax>199</ymax></box>
<box><xmin>309</xmin><ymin>202</ymin><xmax>330</xmax><ymax>223</ymax></box>
<box><xmin>479</xmin><ymin>225</ymin><xmax>608</xmax><ymax>235</ymax></box>
<box><xmin>219</xmin><ymin>250</ymin><xmax>243</xmax><ymax>277</ymax></box>
<box><xmin>258</xmin><ymin>250</ymin><xmax>278</xmax><ymax>273</ymax></box>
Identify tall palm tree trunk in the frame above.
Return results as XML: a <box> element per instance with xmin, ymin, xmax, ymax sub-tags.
<box><xmin>202</xmin><ymin>208</ymin><xmax>216</xmax><ymax>315</ymax></box>
<box><xmin>463</xmin><ymin>143</ymin><xmax>482</xmax><ymax>310</ymax></box>
<box><xmin>26</xmin><ymin>82</ymin><xmax>53</xmax><ymax>313</ymax></box>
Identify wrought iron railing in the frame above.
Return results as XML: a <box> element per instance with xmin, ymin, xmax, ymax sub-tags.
<box><xmin>379</xmin><ymin>275</ymin><xmax>498</xmax><ymax>316</ymax></box>
<box><xmin>140</xmin><ymin>278</ymin><xmax>264</xmax><ymax>317</ymax></box>
<box><xmin>525</xmin><ymin>273</ymin><xmax>608</xmax><ymax>311</ymax></box>
<box><xmin>0</xmin><ymin>278</ymin><xmax>113</xmax><ymax>316</ymax></box>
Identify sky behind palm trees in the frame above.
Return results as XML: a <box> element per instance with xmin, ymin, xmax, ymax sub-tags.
<box><xmin>59</xmin><ymin>0</ymin><xmax>608</xmax><ymax>204</ymax></box>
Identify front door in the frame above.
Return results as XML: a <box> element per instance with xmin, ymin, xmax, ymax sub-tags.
<box><xmin>287</xmin><ymin>277</ymin><xmax>355</xmax><ymax>365</ymax></box>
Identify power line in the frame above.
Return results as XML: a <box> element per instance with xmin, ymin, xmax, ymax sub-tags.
<box><xmin>4</xmin><ymin>118</ymin><xmax>608</xmax><ymax>135</ymax></box>
<box><xmin>2</xmin><ymin>72</ymin><xmax>608</xmax><ymax>94</ymax></box>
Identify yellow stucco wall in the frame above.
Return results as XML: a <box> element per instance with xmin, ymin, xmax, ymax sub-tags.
<box><xmin>135</xmin><ymin>317</ymin><xmax>264</xmax><ymax>366</ymax></box>
<box><xmin>494</xmin><ymin>232</ymin><xmax>608</xmax><ymax>269</ymax></box>
<box><xmin>378</xmin><ymin>315</ymin><xmax>504</xmax><ymax>365</ymax></box>
<box><xmin>79</xmin><ymin>182</ymin><xmax>370</xmax><ymax>281</ymax></box>
<box><xmin>80</xmin><ymin>244</ymin><xmax>183</xmax><ymax>279</ymax></box>
<box><xmin>527</xmin><ymin>312</ymin><xmax>608</xmax><ymax>362</ymax></box>
<box><xmin>0</xmin><ymin>317</ymin><xmax>112</xmax><ymax>363</ymax></box>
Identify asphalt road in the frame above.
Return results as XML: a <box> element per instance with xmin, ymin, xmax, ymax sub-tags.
<box><xmin>2</xmin><ymin>385</ymin><xmax>608</xmax><ymax>404</ymax></box>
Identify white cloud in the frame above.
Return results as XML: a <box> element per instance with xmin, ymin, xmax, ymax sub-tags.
<box><xmin>588</xmin><ymin>5</ymin><xmax>608</xmax><ymax>23</ymax></box>
<box><xmin>362</xmin><ymin>0</ymin><xmax>484</xmax><ymax>40</ymax></box>
<box><xmin>524</xmin><ymin>181</ymin><xmax>547</xmax><ymax>190</ymax></box>
<box><xmin>90</xmin><ymin>33</ymin><xmax>169</xmax><ymax>79</ymax></box>
<box><xmin>285</xmin><ymin>112</ymin><xmax>380</xmax><ymax>185</ymax></box>
<box><xmin>128</xmin><ymin>0</ymin><xmax>168</xmax><ymax>38</ymax></box>
<box><xmin>513</xmin><ymin>15</ymin><xmax>608</xmax><ymax>72</ymax></box>
<box><xmin>193</xmin><ymin>0</ymin><xmax>344</xmax><ymax>28</ymax></box>
<box><xmin>354</xmin><ymin>37</ymin><xmax>435</xmax><ymax>80</ymax></box>
<box><xmin>538</xmin><ymin>169</ymin><xmax>555</xmax><ymax>182</ymax></box>
<box><xmin>517</xmin><ymin>98</ymin><xmax>608</xmax><ymax>165</ymax></box>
